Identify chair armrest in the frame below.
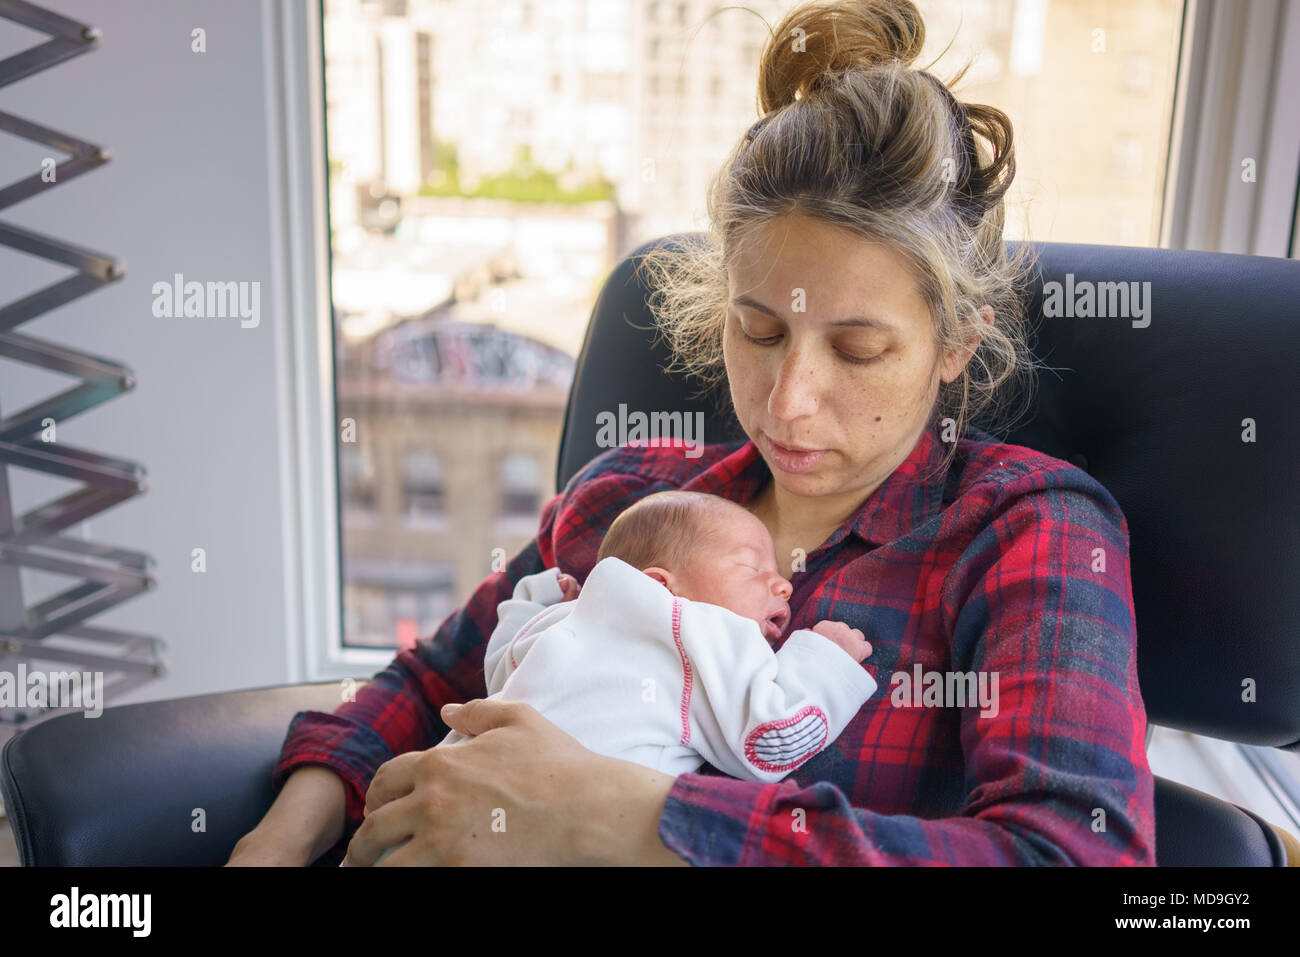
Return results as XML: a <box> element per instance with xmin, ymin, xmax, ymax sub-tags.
<box><xmin>1155</xmin><ymin>775</ymin><xmax>1288</xmax><ymax>865</ymax></box>
<box><xmin>1</xmin><ymin>680</ymin><xmax>358</xmax><ymax>866</ymax></box>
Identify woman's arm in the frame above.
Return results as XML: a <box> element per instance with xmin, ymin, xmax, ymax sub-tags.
<box><xmin>341</xmin><ymin>698</ymin><xmax>689</xmax><ymax>866</ymax></box>
<box><xmin>243</xmin><ymin>492</ymin><xmax>572</xmax><ymax>862</ymax></box>
<box><xmin>646</xmin><ymin>479</ymin><xmax>1156</xmax><ymax>865</ymax></box>
<box><xmin>227</xmin><ymin>766</ymin><xmax>346</xmax><ymax>865</ymax></box>
<box><xmin>583</xmin><ymin>760</ymin><xmax>691</xmax><ymax>866</ymax></box>
<box><xmin>261</xmin><ymin>452</ymin><xmax>650</xmax><ymax>864</ymax></box>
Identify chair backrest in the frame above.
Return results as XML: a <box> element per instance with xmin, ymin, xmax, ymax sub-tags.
<box><xmin>557</xmin><ymin>234</ymin><xmax>1300</xmax><ymax>751</ymax></box>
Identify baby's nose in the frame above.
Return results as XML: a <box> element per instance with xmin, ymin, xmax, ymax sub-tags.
<box><xmin>773</xmin><ymin>577</ymin><xmax>793</xmax><ymax>599</ymax></box>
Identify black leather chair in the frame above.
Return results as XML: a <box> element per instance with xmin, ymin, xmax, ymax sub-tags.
<box><xmin>4</xmin><ymin>237</ymin><xmax>1299</xmax><ymax>865</ymax></box>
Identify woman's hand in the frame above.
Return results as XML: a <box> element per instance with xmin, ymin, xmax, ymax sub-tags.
<box><xmin>340</xmin><ymin>699</ymin><xmax>687</xmax><ymax>866</ymax></box>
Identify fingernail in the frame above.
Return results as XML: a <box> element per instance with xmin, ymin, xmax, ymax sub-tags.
<box><xmin>443</xmin><ymin>702</ymin><xmax>462</xmax><ymax>714</ymax></box>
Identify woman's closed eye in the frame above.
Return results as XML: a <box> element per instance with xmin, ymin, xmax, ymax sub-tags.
<box><xmin>738</xmin><ymin>327</ymin><xmax>883</xmax><ymax>366</ymax></box>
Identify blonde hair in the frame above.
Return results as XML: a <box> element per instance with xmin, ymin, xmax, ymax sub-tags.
<box><xmin>597</xmin><ymin>490</ymin><xmax>735</xmax><ymax>573</ymax></box>
<box><xmin>634</xmin><ymin>0</ymin><xmax>1041</xmax><ymax>477</ymax></box>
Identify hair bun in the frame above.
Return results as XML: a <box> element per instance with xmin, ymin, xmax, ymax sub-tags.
<box><xmin>759</xmin><ymin>0</ymin><xmax>926</xmax><ymax>113</ymax></box>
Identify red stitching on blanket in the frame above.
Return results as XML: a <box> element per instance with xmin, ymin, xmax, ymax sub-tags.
<box><xmin>671</xmin><ymin>598</ymin><xmax>692</xmax><ymax>745</ymax></box>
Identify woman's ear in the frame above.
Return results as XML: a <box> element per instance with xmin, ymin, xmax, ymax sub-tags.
<box><xmin>939</xmin><ymin>305</ymin><xmax>993</xmax><ymax>384</ymax></box>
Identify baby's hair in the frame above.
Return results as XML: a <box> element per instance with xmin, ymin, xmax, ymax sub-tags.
<box><xmin>597</xmin><ymin>490</ymin><xmax>737</xmax><ymax>573</ymax></box>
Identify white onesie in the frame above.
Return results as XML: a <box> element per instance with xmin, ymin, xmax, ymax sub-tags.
<box><xmin>438</xmin><ymin>555</ymin><xmax>878</xmax><ymax>782</ymax></box>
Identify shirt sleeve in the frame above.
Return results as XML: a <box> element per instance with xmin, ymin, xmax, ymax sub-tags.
<box><xmin>483</xmin><ymin>567</ymin><xmax>566</xmax><ymax>695</ymax></box>
<box><xmin>674</xmin><ymin>597</ymin><xmax>877</xmax><ymax>784</ymax></box>
<box><xmin>655</xmin><ymin>473</ymin><xmax>1156</xmax><ymax>865</ymax></box>
<box><xmin>269</xmin><ymin>493</ymin><xmax>566</xmax><ymax>859</ymax></box>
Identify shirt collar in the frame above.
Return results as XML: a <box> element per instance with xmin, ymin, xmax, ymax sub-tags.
<box><xmin>682</xmin><ymin>424</ymin><xmax>950</xmax><ymax>549</ymax></box>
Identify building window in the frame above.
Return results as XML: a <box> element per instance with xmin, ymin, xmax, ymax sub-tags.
<box><xmin>500</xmin><ymin>453</ymin><xmax>539</xmax><ymax>518</ymax></box>
<box><xmin>339</xmin><ymin>443</ymin><xmax>378</xmax><ymax>518</ymax></box>
<box><xmin>403</xmin><ymin>448</ymin><xmax>445</xmax><ymax>520</ymax></box>
<box><xmin>343</xmin><ymin>560</ymin><xmax>456</xmax><ymax>649</ymax></box>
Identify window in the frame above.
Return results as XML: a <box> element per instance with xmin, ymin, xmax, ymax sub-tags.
<box><xmin>342</xmin><ymin>559</ymin><xmax>455</xmax><ymax>649</ymax></box>
<box><xmin>339</xmin><ymin>442</ymin><xmax>378</xmax><ymax>520</ymax></box>
<box><xmin>500</xmin><ymin>453</ymin><xmax>539</xmax><ymax>519</ymax></box>
<box><xmin>914</xmin><ymin>0</ymin><xmax>1183</xmax><ymax>244</ymax></box>
<box><xmin>402</xmin><ymin>449</ymin><xmax>445</xmax><ymax>521</ymax></box>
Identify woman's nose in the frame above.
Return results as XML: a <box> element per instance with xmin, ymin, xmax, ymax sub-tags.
<box><xmin>767</xmin><ymin>345</ymin><xmax>821</xmax><ymax>421</ymax></box>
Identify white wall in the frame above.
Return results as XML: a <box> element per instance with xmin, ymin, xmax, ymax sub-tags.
<box><xmin>0</xmin><ymin>0</ymin><xmax>305</xmax><ymax>705</ymax></box>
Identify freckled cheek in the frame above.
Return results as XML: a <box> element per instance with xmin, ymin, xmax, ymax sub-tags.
<box><xmin>850</xmin><ymin>364</ymin><xmax>924</xmax><ymax>427</ymax></box>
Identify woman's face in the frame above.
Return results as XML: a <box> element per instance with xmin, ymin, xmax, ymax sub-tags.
<box><xmin>723</xmin><ymin>213</ymin><xmax>971</xmax><ymax>502</ymax></box>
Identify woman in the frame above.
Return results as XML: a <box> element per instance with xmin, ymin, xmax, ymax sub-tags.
<box><xmin>229</xmin><ymin>0</ymin><xmax>1155</xmax><ymax>866</ymax></box>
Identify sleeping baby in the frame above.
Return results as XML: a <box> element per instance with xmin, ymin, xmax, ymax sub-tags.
<box><xmin>361</xmin><ymin>490</ymin><xmax>877</xmax><ymax>864</ymax></box>
<box><xmin>446</xmin><ymin>488</ymin><xmax>877</xmax><ymax>778</ymax></box>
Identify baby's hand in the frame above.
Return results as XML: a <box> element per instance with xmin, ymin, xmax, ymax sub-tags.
<box><xmin>811</xmin><ymin>620</ymin><xmax>872</xmax><ymax>663</ymax></box>
<box><xmin>556</xmin><ymin>572</ymin><xmax>582</xmax><ymax>602</ymax></box>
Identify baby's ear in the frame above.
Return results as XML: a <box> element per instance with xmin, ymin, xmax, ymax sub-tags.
<box><xmin>641</xmin><ymin>566</ymin><xmax>672</xmax><ymax>590</ymax></box>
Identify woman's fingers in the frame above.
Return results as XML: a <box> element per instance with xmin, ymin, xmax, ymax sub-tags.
<box><xmin>441</xmin><ymin>698</ymin><xmax>533</xmax><ymax>737</ymax></box>
<box><xmin>345</xmin><ymin>792</ymin><xmax>421</xmax><ymax>866</ymax></box>
<box><xmin>363</xmin><ymin>749</ymin><xmax>423</xmax><ymax>815</ymax></box>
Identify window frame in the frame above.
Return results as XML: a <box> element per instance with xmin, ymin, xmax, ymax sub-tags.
<box><xmin>1160</xmin><ymin>0</ymin><xmax>1300</xmax><ymax>255</ymax></box>
<box><xmin>267</xmin><ymin>0</ymin><xmax>394</xmax><ymax>679</ymax></box>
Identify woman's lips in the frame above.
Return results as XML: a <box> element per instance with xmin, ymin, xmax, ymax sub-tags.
<box><xmin>765</xmin><ymin>434</ymin><xmax>829</xmax><ymax>474</ymax></box>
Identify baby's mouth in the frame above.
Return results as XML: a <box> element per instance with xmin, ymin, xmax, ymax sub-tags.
<box><xmin>763</xmin><ymin>608</ymin><xmax>790</xmax><ymax>641</ymax></box>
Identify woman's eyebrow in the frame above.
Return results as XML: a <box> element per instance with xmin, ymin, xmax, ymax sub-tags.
<box><xmin>732</xmin><ymin>294</ymin><xmax>898</xmax><ymax>333</ymax></box>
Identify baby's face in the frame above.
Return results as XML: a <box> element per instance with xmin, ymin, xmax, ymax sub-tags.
<box><xmin>673</xmin><ymin>507</ymin><xmax>793</xmax><ymax>642</ymax></box>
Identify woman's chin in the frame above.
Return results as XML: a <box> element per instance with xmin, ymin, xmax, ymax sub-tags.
<box><xmin>764</xmin><ymin>464</ymin><xmax>837</xmax><ymax>498</ymax></box>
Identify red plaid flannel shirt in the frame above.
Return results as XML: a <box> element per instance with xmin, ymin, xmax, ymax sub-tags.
<box><xmin>272</xmin><ymin>423</ymin><xmax>1156</xmax><ymax>865</ymax></box>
